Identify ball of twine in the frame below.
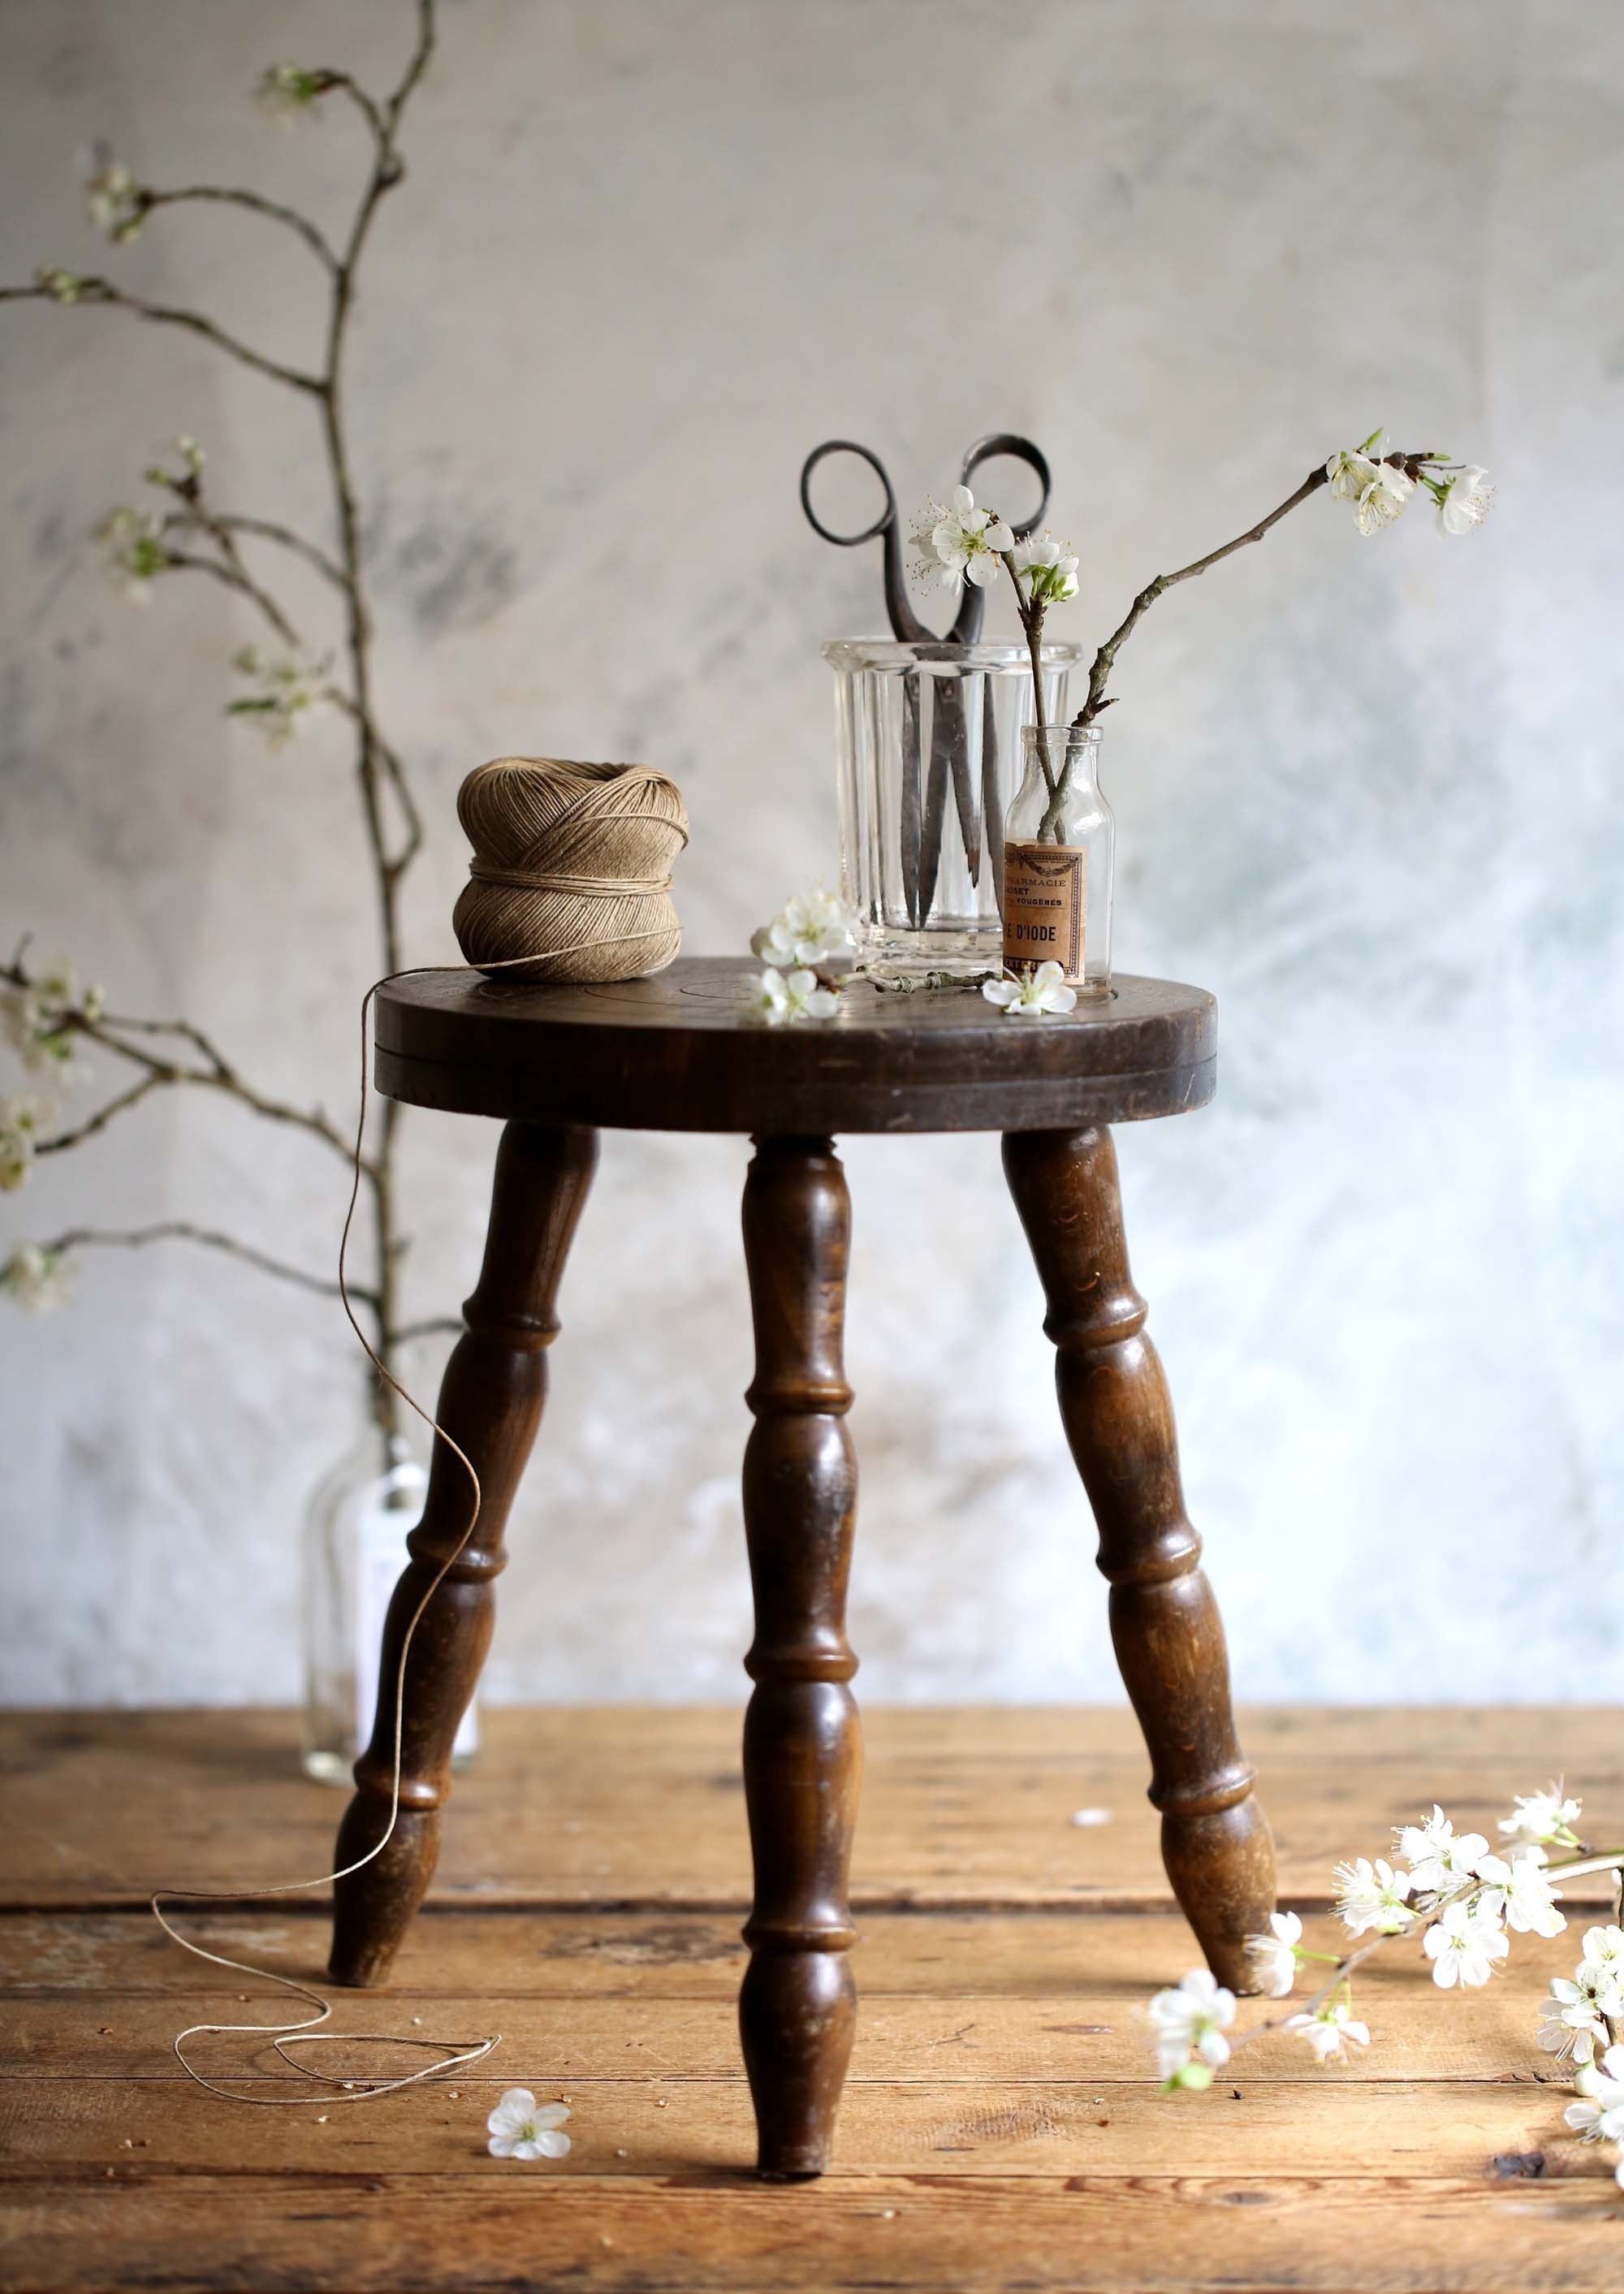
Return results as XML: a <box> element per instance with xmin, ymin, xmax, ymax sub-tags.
<box><xmin>452</xmin><ymin>755</ymin><xmax>689</xmax><ymax>984</ymax></box>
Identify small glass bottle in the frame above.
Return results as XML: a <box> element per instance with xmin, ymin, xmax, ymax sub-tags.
<box><xmin>1001</xmin><ymin>722</ymin><xmax>1114</xmax><ymax>996</ymax></box>
<box><xmin>301</xmin><ymin>1429</ymin><xmax>479</xmax><ymax>1784</ymax></box>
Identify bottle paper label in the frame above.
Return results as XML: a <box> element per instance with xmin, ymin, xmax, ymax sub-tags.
<box><xmin>355</xmin><ymin>1505</ymin><xmax>478</xmax><ymax>1759</ymax></box>
<box><xmin>1002</xmin><ymin>841</ymin><xmax>1086</xmax><ymax>980</ymax></box>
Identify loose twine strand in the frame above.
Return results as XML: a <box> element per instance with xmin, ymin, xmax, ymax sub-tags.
<box><xmin>153</xmin><ymin>758</ymin><xmax>685</xmax><ymax>2106</ymax></box>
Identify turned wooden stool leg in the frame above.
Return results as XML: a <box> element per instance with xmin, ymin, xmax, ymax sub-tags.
<box><xmin>328</xmin><ymin>1121</ymin><xmax>597</xmax><ymax>1988</ymax></box>
<box><xmin>738</xmin><ymin>1135</ymin><xmax>862</xmax><ymax>2180</ymax></box>
<box><xmin>1002</xmin><ymin>1125</ymin><xmax>1275</xmax><ymax>1992</ymax></box>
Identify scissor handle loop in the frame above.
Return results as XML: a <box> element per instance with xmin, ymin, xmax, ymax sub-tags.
<box><xmin>798</xmin><ymin>439</ymin><xmax>897</xmax><ymax>547</ymax></box>
<box><xmin>959</xmin><ymin>433</ymin><xmax>1052</xmax><ymax>540</ymax></box>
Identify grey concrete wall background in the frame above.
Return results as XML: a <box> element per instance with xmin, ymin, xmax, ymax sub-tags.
<box><xmin>1</xmin><ymin>0</ymin><xmax>1618</xmax><ymax>1706</ymax></box>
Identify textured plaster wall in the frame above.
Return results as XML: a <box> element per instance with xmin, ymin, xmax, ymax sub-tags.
<box><xmin>1</xmin><ymin>0</ymin><xmax>1619</xmax><ymax>1708</ymax></box>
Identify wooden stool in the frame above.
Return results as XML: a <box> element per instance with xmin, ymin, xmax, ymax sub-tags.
<box><xmin>328</xmin><ymin>957</ymin><xmax>1276</xmax><ymax>2177</ymax></box>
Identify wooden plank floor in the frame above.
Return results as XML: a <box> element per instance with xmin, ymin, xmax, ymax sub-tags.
<box><xmin>2</xmin><ymin>1708</ymin><xmax>1623</xmax><ymax>2292</ymax></box>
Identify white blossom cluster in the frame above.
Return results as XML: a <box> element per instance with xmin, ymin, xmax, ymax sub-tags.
<box><xmin>255</xmin><ymin>64</ymin><xmax>332</xmax><ymax>126</ymax></box>
<box><xmin>911</xmin><ymin>486</ymin><xmax>1078</xmax><ymax>607</ymax></box>
<box><xmin>0</xmin><ymin>1241</ymin><xmax>70</xmax><ymax>1315</ymax></box>
<box><xmin>81</xmin><ymin>147</ymin><xmax>144</xmax><ymax>244</ymax></box>
<box><xmin>96</xmin><ymin>507</ymin><xmax>170</xmax><ymax>606</ymax></box>
<box><xmin>1151</xmin><ymin>1780</ymin><xmax>1624</xmax><ymax>2186</ymax></box>
<box><xmin>227</xmin><ymin>646</ymin><xmax>335</xmax><ymax>747</ymax></box>
<box><xmin>1</xmin><ymin>958</ymin><xmax>97</xmax><ymax>1314</ymax></box>
<box><xmin>2</xmin><ymin>958</ymin><xmax>96</xmax><ymax>1082</ymax></box>
<box><xmin>35</xmin><ymin>266</ymin><xmax>85</xmax><ymax>305</ymax></box>
<box><xmin>0</xmin><ymin>1093</ymin><xmax>49</xmax><ymax>1195</ymax></box>
<box><xmin>744</xmin><ymin>890</ymin><xmax>856</xmax><ymax>1026</ymax></box>
<box><xmin>1326</xmin><ymin>428</ymin><xmax>1495</xmax><ymax>538</ymax></box>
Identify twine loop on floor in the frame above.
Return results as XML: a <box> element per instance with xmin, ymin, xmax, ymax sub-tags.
<box><xmin>453</xmin><ymin>755</ymin><xmax>688</xmax><ymax>983</ymax></box>
<box><xmin>153</xmin><ymin>757</ymin><xmax>689</xmax><ymax>2108</ymax></box>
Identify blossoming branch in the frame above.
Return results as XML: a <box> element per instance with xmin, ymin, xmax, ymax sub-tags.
<box><xmin>0</xmin><ymin>6</ymin><xmax>441</xmax><ymax>1423</ymax></box>
<box><xmin>916</xmin><ymin>429</ymin><xmax>1493</xmax><ymax>747</ymax></box>
<box><xmin>1149</xmin><ymin>1780</ymin><xmax>1624</xmax><ymax>2190</ymax></box>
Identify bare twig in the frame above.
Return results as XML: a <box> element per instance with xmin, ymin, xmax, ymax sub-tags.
<box><xmin>139</xmin><ymin>185</ymin><xmax>339</xmax><ymax>274</ymax></box>
<box><xmin>37</xmin><ymin>1074</ymin><xmax>163</xmax><ymax>1152</ymax></box>
<box><xmin>2</xmin><ymin>958</ymin><xmax>371</xmax><ymax>1177</ymax></box>
<box><xmin>39</xmin><ymin>1220</ymin><xmax>381</xmax><ymax>1312</ymax></box>
<box><xmin>0</xmin><ymin>279</ymin><xmax>322</xmax><ymax>395</ymax></box>
<box><xmin>201</xmin><ymin>514</ymin><xmax>347</xmax><ymax>590</ymax></box>
<box><xmin>161</xmin><ymin>548</ymin><xmax>300</xmax><ymax>646</ymax></box>
<box><xmin>1071</xmin><ymin>449</ymin><xmax>1439</xmax><ymax>729</ymax></box>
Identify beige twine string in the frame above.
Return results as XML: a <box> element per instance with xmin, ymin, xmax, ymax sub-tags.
<box><xmin>152</xmin><ymin>758</ymin><xmax>685</xmax><ymax>2105</ymax></box>
<box><xmin>453</xmin><ymin>755</ymin><xmax>687</xmax><ymax>983</ymax></box>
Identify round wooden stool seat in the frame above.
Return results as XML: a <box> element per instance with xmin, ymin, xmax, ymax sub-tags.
<box><xmin>375</xmin><ymin>956</ymin><xmax>1216</xmax><ymax>1133</ymax></box>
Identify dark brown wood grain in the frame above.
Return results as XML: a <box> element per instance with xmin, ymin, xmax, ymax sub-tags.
<box><xmin>1002</xmin><ymin>1125</ymin><xmax>1276</xmax><ymax>1990</ymax></box>
<box><xmin>327</xmin><ymin>1121</ymin><xmax>597</xmax><ymax>1989</ymax></box>
<box><xmin>371</xmin><ymin>958</ymin><xmax>1216</xmax><ymax>1134</ymax></box>
<box><xmin>738</xmin><ymin>1137</ymin><xmax>862</xmax><ymax>2177</ymax></box>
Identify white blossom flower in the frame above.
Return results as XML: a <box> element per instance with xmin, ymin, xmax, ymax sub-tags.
<box><xmin>96</xmin><ymin>508</ymin><xmax>169</xmax><ymax>605</ymax></box>
<box><xmin>82</xmin><ymin>148</ymin><xmax>143</xmax><ymax>243</ymax></box>
<box><xmin>145</xmin><ymin>436</ymin><xmax>205</xmax><ymax>492</ymax></box>
<box><xmin>1579</xmin><ymin>1926</ymin><xmax>1624</xmax><ymax>1996</ymax></box>
<box><xmin>983</xmin><ymin>961</ymin><xmax>1078</xmax><ymax>1019</ymax></box>
<box><xmin>918</xmin><ymin>486</ymin><xmax>1015</xmax><ymax>592</ymax></box>
<box><xmin>1325</xmin><ymin>430</ymin><xmax>1389</xmax><ymax>499</ymax></box>
<box><xmin>1471</xmin><ymin>1851</ymin><xmax>1565</xmax><ymax>1938</ymax></box>
<box><xmin>1243</xmin><ymin>1910</ymin><xmax>1303</xmax><ymax>1998</ymax></box>
<box><xmin>1</xmin><ymin>983</ymin><xmax>44</xmax><ymax>1068</ymax></box>
<box><xmin>1012</xmin><ymin>530</ymin><xmax>1079</xmax><ymax>607</ymax></box>
<box><xmin>1435</xmin><ymin>464</ymin><xmax>1495</xmax><ymax>536</ymax></box>
<box><xmin>256</xmin><ymin>64</ymin><xmax>331</xmax><ymax>124</ymax></box>
<box><xmin>745</xmin><ymin>966</ymin><xmax>840</xmax><ymax>1027</ymax></box>
<box><xmin>1394</xmin><ymin>1808</ymin><xmax>1489</xmax><ymax>1898</ymax></box>
<box><xmin>751</xmin><ymin>891</ymin><xmax>857</xmax><ymax>968</ymax></box>
<box><xmin>1423</xmin><ymin>1901</ymin><xmax>1509</xmax><ymax>1989</ymax></box>
<box><xmin>227</xmin><ymin>646</ymin><xmax>333</xmax><ymax>745</ymax></box>
<box><xmin>0</xmin><ymin>1243</ymin><xmax>71</xmax><ymax>1315</ymax></box>
<box><xmin>2</xmin><ymin>963</ymin><xmax>90</xmax><ymax>1079</ymax></box>
<box><xmin>1500</xmin><ymin>1784</ymin><xmax>1582</xmax><ymax>1851</ymax></box>
<box><xmin>1148</xmin><ymin>1968</ymin><xmax>1235</xmax><ymax>2086</ymax></box>
<box><xmin>0</xmin><ymin>1093</ymin><xmax>51</xmax><ymax>1192</ymax></box>
<box><xmin>36</xmin><ymin>266</ymin><xmax>86</xmax><ymax>305</ymax></box>
<box><xmin>1333</xmin><ymin>1856</ymin><xmax>1415</xmax><ymax>1937</ymax></box>
<box><xmin>485</xmin><ymin>2088</ymin><xmax>571</xmax><ymax>2161</ymax></box>
<box><xmin>1539</xmin><ymin>1965</ymin><xmax>1614</xmax><ymax>2065</ymax></box>
<box><xmin>1284</xmin><ymin>2001</ymin><xmax>1371</xmax><ymax>2063</ymax></box>
<box><xmin>1326</xmin><ymin>451</ymin><xmax>1379</xmax><ymax>503</ymax></box>
<box><xmin>1354</xmin><ymin>460</ymin><xmax>1415</xmax><ymax>537</ymax></box>
<box><xmin>1565</xmin><ymin>2046</ymin><xmax>1624</xmax><ymax>2144</ymax></box>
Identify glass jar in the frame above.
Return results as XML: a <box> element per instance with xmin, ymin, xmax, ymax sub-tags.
<box><xmin>824</xmin><ymin>638</ymin><xmax>1080</xmax><ymax>980</ymax></box>
<box><xmin>1002</xmin><ymin>723</ymin><xmax>1114</xmax><ymax>996</ymax></box>
<box><xmin>301</xmin><ymin>1429</ymin><xmax>478</xmax><ymax>1785</ymax></box>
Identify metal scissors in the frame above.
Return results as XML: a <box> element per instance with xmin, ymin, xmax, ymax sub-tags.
<box><xmin>800</xmin><ymin>434</ymin><xmax>1052</xmax><ymax>921</ymax></box>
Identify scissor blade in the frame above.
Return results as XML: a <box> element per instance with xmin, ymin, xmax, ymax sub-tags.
<box><xmin>901</xmin><ymin>671</ymin><xmax>922</xmax><ymax>927</ymax></box>
<box><xmin>918</xmin><ymin>679</ymin><xmax>980</xmax><ymax>921</ymax></box>
<box><xmin>945</xmin><ymin>680</ymin><xmax>981</xmax><ymax>887</ymax></box>
<box><xmin>983</xmin><ymin>674</ymin><xmax>1004</xmax><ymax>921</ymax></box>
<box><xmin>918</xmin><ymin>687</ymin><xmax>948</xmax><ymax>924</ymax></box>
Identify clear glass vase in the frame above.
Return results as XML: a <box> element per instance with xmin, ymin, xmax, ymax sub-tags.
<box><xmin>1002</xmin><ymin>723</ymin><xmax>1114</xmax><ymax>996</ymax></box>
<box><xmin>301</xmin><ymin>1429</ymin><xmax>479</xmax><ymax>1785</ymax></box>
<box><xmin>825</xmin><ymin>638</ymin><xmax>1080</xmax><ymax>980</ymax></box>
